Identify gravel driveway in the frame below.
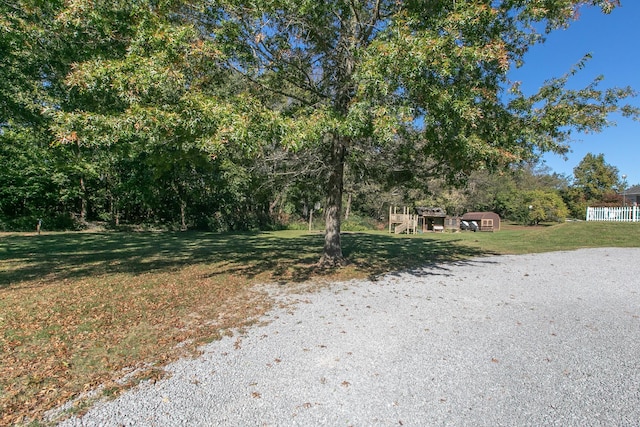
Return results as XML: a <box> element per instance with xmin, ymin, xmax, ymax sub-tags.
<box><xmin>58</xmin><ymin>248</ymin><xmax>640</xmax><ymax>426</ymax></box>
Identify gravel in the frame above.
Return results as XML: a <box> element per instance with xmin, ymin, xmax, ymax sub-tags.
<box><xmin>58</xmin><ymin>248</ymin><xmax>640</xmax><ymax>426</ymax></box>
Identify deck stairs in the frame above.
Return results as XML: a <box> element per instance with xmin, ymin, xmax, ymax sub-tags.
<box><xmin>394</xmin><ymin>222</ymin><xmax>408</xmax><ymax>234</ymax></box>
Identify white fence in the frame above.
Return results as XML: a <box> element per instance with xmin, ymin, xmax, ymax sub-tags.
<box><xmin>586</xmin><ymin>206</ymin><xmax>640</xmax><ymax>222</ymax></box>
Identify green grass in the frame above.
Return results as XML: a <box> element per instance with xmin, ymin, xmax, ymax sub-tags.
<box><xmin>444</xmin><ymin>221</ymin><xmax>640</xmax><ymax>254</ymax></box>
<box><xmin>1</xmin><ymin>221</ymin><xmax>639</xmax><ymax>425</ymax></box>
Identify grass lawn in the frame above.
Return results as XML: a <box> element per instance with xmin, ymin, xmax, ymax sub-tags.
<box><xmin>1</xmin><ymin>221</ymin><xmax>639</xmax><ymax>425</ymax></box>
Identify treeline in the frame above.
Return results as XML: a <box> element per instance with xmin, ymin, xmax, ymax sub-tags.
<box><xmin>0</xmin><ymin>129</ymin><xmax>626</xmax><ymax>231</ymax></box>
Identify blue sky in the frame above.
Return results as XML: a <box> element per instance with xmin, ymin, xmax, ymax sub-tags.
<box><xmin>507</xmin><ymin>1</ymin><xmax>640</xmax><ymax>187</ymax></box>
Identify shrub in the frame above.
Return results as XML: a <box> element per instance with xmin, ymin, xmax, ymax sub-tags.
<box><xmin>341</xmin><ymin>214</ymin><xmax>378</xmax><ymax>231</ymax></box>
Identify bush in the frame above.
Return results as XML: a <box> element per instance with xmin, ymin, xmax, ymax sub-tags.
<box><xmin>281</xmin><ymin>214</ymin><xmax>379</xmax><ymax>232</ymax></box>
<box><xmin>0</xmin><ymin>214</ymin><xmax>79</xmax><ymax>232</ymax></box>
<box><xmin>285</xmin><ymin>221</ymin><xmax>311</xmax><ymax>231</ymax></box>
<box><xmin>524</xmin><ymin>190</ymin><xmax>569</xmax><ymax>225</ymax></box>
<box><xmin>341</xmin><ymin>214</ymin><xmax>378</xmax><ymax>231</ymax></box>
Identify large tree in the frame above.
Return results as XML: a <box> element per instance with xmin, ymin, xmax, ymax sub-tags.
<box><xmin>572</xmin><ymin>152</ymin><xmax>620</xmax><ymax>200</ymax></box>
<box><xmin>208</xmin><ymin>0</ymin><xmax>636</xmax><ymax>265</ymax></box>
<box><xmin>563</xmin><ymin>151</ymin><xmax>621</xmax><ymax>216</ymax></box>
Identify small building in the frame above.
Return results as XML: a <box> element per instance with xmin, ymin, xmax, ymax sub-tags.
<box><xmin>461</xmin><ymin>212</ymin><xmax>501</xmax><ymax>232</ymax></box>
<box><xmin>415</xmin><ymin>207</ymin><xmax>447</xmax><ymax>232</ymax></box>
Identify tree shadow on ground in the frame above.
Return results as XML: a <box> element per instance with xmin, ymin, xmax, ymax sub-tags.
<box><xmin>0</xmin><ymin>231</ymin><xmax>493</xmax><ymax>289</ymax></box>
<box><xmin>340</xmin><ymin>232</ymin><xmax>495</xmax><ymax>279</ymax></box>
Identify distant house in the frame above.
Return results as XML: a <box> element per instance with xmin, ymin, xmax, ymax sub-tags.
<box><xmin>623</xmin><ymin>185</ymin><xmax>640</xmax><ymax>206</ymax></box>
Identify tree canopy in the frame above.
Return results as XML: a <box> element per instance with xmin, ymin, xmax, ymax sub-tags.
<box><xmin>572</xmin><ymin>152</ymin><xmax>621</xmax><ymax>200</ymax></box>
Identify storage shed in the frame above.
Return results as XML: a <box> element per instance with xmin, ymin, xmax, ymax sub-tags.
<box><xmin>461</xmin><ymin>212</ymin><xmax>501</xmax><ymax>232</ymax></box>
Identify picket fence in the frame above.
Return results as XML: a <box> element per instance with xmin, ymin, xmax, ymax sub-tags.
<box><xmin>586</xmin><ymin>206</ymin><xmax>640</xmax><ymax>222</ymax></box>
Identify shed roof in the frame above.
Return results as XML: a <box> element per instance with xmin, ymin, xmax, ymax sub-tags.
<box><xmin>415</xmin><ymin>207</ymin><xmax>447</xmax><ymax>217</ymax></box>
<box><xmin>461</xmin><ymin>212</ymin><xmax>501</xmax><ymax>221</ymax></box>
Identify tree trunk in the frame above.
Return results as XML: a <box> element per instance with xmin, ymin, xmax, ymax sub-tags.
<box><xmin>345</xmin><ymin>192</ymin><xmax>352</xmax><ymax>220</ymax></box>
<box><xmin>319</xmin><ymin>14</ymin><xmax>356</xmax><ymax>266</ymax></box>
<box><xmin>79</xmin><ymin>176</ymin><xmax>87</xmax><ymax>223</ymax></box>
<box><xmin>319</xmin><ymin>135</ymin><xmax>347</xmax><ymax>266</ymax></box>
<box><xmin>180</xmin><ymin>199</ymin><xmax>187</xmax><ymax>231</ymax></box>
<box><xmin>110</xmin><ymin>193</ymin><xmax>120</xmax><ymax>226</ymax></box>
<box><xmin>269</xmin><ymin>193</ymin><xmax>281</xmax><ymax>216</ymax></box>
